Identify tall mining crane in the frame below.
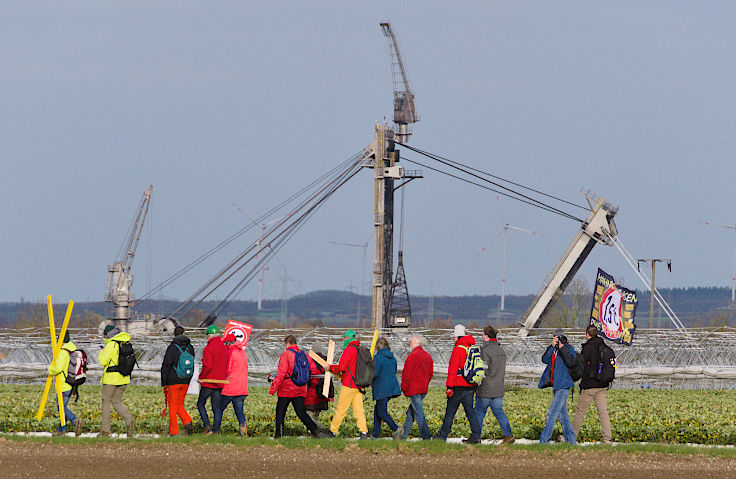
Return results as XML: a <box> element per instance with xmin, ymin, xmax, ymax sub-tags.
<box><xmin>380</xmin><ymin>22</ymin><xmax>419</xmax><ymax>143</ymax></box>
<box><xmin>518</xmin><ymin>190</ymin><xmax>618</xmax><ymax>336</ymax></box>
<box><xmin>105</xmin><ymin>185</ymin><xmax>153</xmax><ymax>330</ymax></box>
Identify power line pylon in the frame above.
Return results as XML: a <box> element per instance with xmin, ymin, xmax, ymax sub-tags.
<box><xmin>637</xmin><ymin>258</ymin><xmax>672</xmax><ymax>328</ymax></box>
<box><xmin>388</xmin><ymin>251</ymin><xmax>412</xmax><ymax>327</ymax></box>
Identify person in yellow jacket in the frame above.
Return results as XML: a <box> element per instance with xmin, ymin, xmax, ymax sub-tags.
<box><xmin>47</xmin><ymin>331</ymin><xmax>83</xmax><ymax>436</ymax></box>
<box><xmin>99</xmin><ymin>325</ymin><xmax>135</xmax><ymax>437</ymax></box>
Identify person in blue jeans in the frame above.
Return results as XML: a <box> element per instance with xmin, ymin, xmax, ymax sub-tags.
<box><xmin>475</xmin><ymin>325</ymin><xmax>514</xmax><ymax>443</ymax></box>
<box><xmin>371</xmin><ymin>337</ymin><xmax>402</xmax><ymax>439</ymax></box>
<box><xmin>538</xmin><ymin>329</ymin><xmax>577</xmax><ymax>445</ymax></box>
<box><xmin>400</xmin><ymin>334</ymin><xmax>433</xmax><ymax>440</ymax></box>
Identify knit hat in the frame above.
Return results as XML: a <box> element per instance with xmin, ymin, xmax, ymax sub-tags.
<box><xmin>342</xmin><ymin>329</ymin><xmax>356</xmax><ymax>349</ymax></box>
<box><xmin>63</xmin><ymin>331</ymin><xmax>70</xmax><ymax>343</ymax></box>
<box><xmin>206</xmin><ymin>324</ymin><xmax>220</xmax><ymax>335</ymax></box>
<box><xmin>453</xmin><ymin>324</ymin><xmax>466</xmax><ymax>338</ymax></box>
<box><xmin>103</xmin><ymin>325</ymin><xmax>120</xmax><ymax>338</ymax></box>
<box><xmin>223</xmin><ymin>333</ymin><xmax>237</xmax><ymax>342</ymax></box>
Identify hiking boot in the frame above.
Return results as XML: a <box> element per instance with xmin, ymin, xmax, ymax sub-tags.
<box><xmin>392</xmin><ymin>425</ymin><xmax>404</xmax><ymax>440</ymax></box>
<box><xmin>127</xmin><ymin>420</ymin><xmax>136</xmax><ymax>438</ymax></box>
<box><xmin>359</xmin><ymin>433</ymin><xmax>368</xmax><ymax>440</ymax></box>
<box><xmin>318</xmin><ymin>430</ymin><xmax>336</xmax><ymax>439</ymax></box>
<box><xmin>462</xmin><ymin>437</ymin><xmax>481</xmax><ymax>444</ymax></box>
<box><xmin>501</xmin><ymin>435</ymin><xmax>515</xmax><ymax>444</ymax></box>
<box><xmin>239</xmin><ymin>423</ymin><xmax>248</xmax><ymax>437</ymax></box>
<box><xmin>184</xmin><ymin>422</ymin><xmax>193</xmax><ymax>436</ymax></box>
<box><xmin>202</xmin><ymin>426</ymin><xmax>212</xmax><ymax>436</ymax></box>
<box><xmin>74</xmin><ymin>418</ymin><xmax>83</xmax><ymax>437</ymax></box>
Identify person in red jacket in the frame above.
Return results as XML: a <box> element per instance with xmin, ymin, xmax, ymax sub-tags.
<box><xmin>435</xmin><ymin>324</ymin><xmax>482</xmax><ymax>443</ymax></box>
<box><xmin>400</xmin><ymin>334</ymin><xmax>434</xmax><ymax>440</ymax></box>
<box><xmin>328</xmin><ymin>330</ymin><xmax>368</xmax><ymax>439</ymax></box>
<box><xmin>197</xmin><ymin>324</ymin><xmax>228</xmax><ymax>434</ymax></box>
<box><xmin>304</xmin><ymin>340</ymin><xmax>333</xmax><ymax>430</ymax></box>
<box><xmin>269</xmin><ymin>335</ymin><xmax>321</xmax><ymax>438</ymax></box>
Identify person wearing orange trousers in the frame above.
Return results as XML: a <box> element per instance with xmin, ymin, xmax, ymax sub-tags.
<box><xmin>161</xmin><ymin>326</ymin><xmax>195</xmax><ymax>436</ymax></box>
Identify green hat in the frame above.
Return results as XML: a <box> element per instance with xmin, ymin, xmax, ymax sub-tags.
<box><xmin>206</xmin><ymin>324</ymin><xmax>220</xmax><ymax>335</ymax></box>
<box><xmin>103</xmin><ymin>325</ymin><xmax>115</xmax><ymax>336</ymax></box>
<box><xmin>63</xmin><ymin>331</ymin><xmax>70</xmax><ymax>343</ymax></box>
<box><xmin>343</xmin><ymin>329</ymin><xmax>357</xmax><ymax>349</ymax></box>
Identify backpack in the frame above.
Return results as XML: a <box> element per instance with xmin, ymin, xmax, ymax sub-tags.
<box><xmin>460</xmin><ymin>345</ymin><xmax>486</xmax><ymax>385</ymax></box>
<box><xmin>348</xmin><ymin>344</ymin><xmax>375</xmax><ymax>390</ymax></box>
<box><xmin>173</xmin><ymin>344</ymin><xmax>194</xmax><ymax>379</ymax></box>
<box><xmin>595</xmin><ymin>342</ymin><xmax>617</xmax><ymax>385</ymax></box>
<box><xmin>568</xmin><ymin>353</ymin><xmax>585</xmax><ymax>382</ymax></box>
<box><xmin>65</xmin><ymin>349</ymin><xmax>88</xmax><ymax>387</ymax></box>
<box><xmin>106</xmin><ymin>340</ymin><xmax>137</xmax><ymax>377</ymax></box>
<box><xmin>288</xmin><ymin>349</ymin><xmax>311</xmax><ymax>386</ymax></box>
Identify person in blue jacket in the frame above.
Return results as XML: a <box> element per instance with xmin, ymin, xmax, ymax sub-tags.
<box><xmin>538</xmin><ymin>329</ymin><xmax>577</xmax><ymax>445</ymax></box>
<box><xmin>371</xmin><ymin>337</ymin><xmax>402</xmax><ymax>439</ymax></box>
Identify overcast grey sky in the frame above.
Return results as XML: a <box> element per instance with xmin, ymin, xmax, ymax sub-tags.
<box><xmin>2</xmin><ymin>2</ymin><xmax>735</xmax><ymax>304</ymax></box>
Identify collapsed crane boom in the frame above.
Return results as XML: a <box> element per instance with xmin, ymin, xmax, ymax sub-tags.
<box><xmin>519</xmin><ymin>190</ymin><xmax>618</xmax><ymax>336</ymax></box>
<box><xmin>380</xmin><ymin>22</ymin><xmax>419</xmax><ymax>143</ymax></box>
<box><xmin>105</xmin><ymin>185</ymin><xmax>153</xmax><ymax>325</ymax></box>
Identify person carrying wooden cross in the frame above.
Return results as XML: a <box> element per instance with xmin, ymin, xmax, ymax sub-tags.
<box><xmin>327</xmin><ymin>330</ymin><xmax>368</xmax><ymax>439</ymax></box>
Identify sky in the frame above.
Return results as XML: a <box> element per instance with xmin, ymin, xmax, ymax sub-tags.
<box><xmin>2</xmin><ymin>2</ymin><xmax>736</xmax><ymax>305</ymax></box>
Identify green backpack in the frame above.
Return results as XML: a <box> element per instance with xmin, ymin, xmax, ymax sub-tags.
<box><xmin>173</xmin><ymin>344</ymin><xmax>194</xmax><ymax>379</ymax></box>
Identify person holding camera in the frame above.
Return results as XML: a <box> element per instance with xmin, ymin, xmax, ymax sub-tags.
<box><xmin>538</xmin><ymin>328</ymin><xmax>577</xmax><ymax>445</ymax></box>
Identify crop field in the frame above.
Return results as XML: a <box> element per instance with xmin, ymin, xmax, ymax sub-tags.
<box><xmin>3</xmin><ymin>385</ymin><xmax>736</xmax><ymax>445</ymax></box>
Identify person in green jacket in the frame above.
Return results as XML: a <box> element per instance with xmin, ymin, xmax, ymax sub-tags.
<box><xmin>99</xmin><ymin>325</ymin><xmax>135</xmax><ymax>437</ymax></box>
<box><xmin>47</xmin><ymin>331</ymin><xmax>83</xmax><ymax>436</ymax></box>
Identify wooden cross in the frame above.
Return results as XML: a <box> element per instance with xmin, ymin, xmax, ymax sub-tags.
<box><xmin>308</xmin><ymin>339</ymin><xmax>335</xmax><ymax>397</ymax></box>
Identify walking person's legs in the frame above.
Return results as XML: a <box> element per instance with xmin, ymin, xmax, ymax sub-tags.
<box><xmin>572</xmin><ymin>388</ymin><xmax>594</xmax><ymax>438</ymax></box>
<box><xmin>489</xmin><ymin>397</ymin><xmax>513</xmax><ymax>438</ymax></box>
<box><xmin>274</xmin><ymin>396</ymin><xmax>290</xmax><ymax>438</ymax></box>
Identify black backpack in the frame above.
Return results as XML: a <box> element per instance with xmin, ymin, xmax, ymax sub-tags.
<box><xmin>595</xmin><ymin>342</ymin><xmax>617</xmax><ymax>385</ymax></box>
<box><xmin>106</xmin><ymin>340</ymin><xmax>137</xmax><ymax>377</ymax></box>
<box><xmin>568</xmin><ymin>353</ymin><xmax>585</xmax><ymax>382</ymax></box>
<box><xmin>348</xmin><ymin>344</ymin><xmax>375</xmax><ymax>391</ymax></box>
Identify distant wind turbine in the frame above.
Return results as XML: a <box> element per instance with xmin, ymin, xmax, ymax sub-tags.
<box><xmin>476</xmin><ymin>196</ymin><xmax>543</xmax><ymax>311</ymax></box>
<box><xmin>699</xmin><ymin>220</ymin><xmax>736</xmax><ymax>303</ymax></box>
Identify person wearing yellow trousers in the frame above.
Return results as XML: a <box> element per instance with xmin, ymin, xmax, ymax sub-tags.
<box><xmin>47</xmin><ymin>331</ymin><xmax>83</xmax><ymax>436</ymax></box>
<box><xmin>327</xmin><ymin>330</ymin><xmax>368</xmax><ymax>439</ymax></box>
<box><xmin>99</xmin><ymin>325</ymin><xmax>135</xmax><ymax>437</ymax></box>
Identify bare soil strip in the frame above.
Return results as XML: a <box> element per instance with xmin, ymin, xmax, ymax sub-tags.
<box><xmin>1</xmin><ymin>439</ymin><xmax>735</xmax><ymax>478</ymax></box>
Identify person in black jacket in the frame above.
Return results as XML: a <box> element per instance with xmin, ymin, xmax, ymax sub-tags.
<box><xmin>161</xmin><ymin>326</ymin><xmax>195</xmax><ymax>436</ymax></box>
<box><xmin>571</xmin><ymin>325</ymin><xmax>612</xmax><ymax>443</ymax></box>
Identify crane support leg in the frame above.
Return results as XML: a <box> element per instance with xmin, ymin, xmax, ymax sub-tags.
<box><xmin>519</xmin><ymin>195</ymin><xmax>618</xmax><ymax>336</ymax></box>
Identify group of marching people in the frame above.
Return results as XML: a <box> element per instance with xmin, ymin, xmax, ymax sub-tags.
<box><xmin>47</xmin><ymin>322</ymin><xmax>610</xmax><ymax>443</ymax></box>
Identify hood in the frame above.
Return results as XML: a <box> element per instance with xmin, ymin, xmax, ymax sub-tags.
<box><xmin>106</xmin><ymin>331</ymin><xmax>130</xmax><ymax>343</ymax></box>
<box><xmin>173</xmin><ymin>334</ymin><xmax>190</xmax><ymax>347</ymax></box>
<box><xmin>455</xmin><ymin>335</ymin><xmax>476</xmax><ymax>348</ymax></box>
<box><xmin>61</xmin><ymin>341</ymin><xmax>77</xmax><ymax>352</ymax></box>
<box><xmin>230</xmin><ymin>342</ymin><xmax>246</xmax><ymax>351</ymax></box>
<box><xmin>376</xmin><ymin>347</ymin><xmax>395</xmax><ymax>360</ymax></box>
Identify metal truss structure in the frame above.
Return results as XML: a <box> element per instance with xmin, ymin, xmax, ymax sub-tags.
<box><xmin>3</xmin><ymin>327</ymin><xmax>736</xmax><ymax>389</ymax></box>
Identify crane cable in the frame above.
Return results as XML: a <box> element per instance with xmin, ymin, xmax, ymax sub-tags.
<box><xmin>397</xmin><ymin>142</ymin><xmax>587</xmax><ymax>223</ymax></box>
<box><xmin>202</xmin><ymin>164</ymin><xmax>362</xmax><ymax>317</ymax></box>
<box><xmin>137</xmin><ymin>153</ymin><xmax>362</xmax><ymax>304</ymax></box>
<box><xmin>168</xmin><ymin>156</ymin><xmax>363</xmax><ymax>320</ymax></box>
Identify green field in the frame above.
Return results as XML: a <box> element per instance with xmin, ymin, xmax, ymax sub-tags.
<box><xmin>3</xmin><ymin>385</ymin><xmax>735</xmax><ymax>444</ymax></box>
